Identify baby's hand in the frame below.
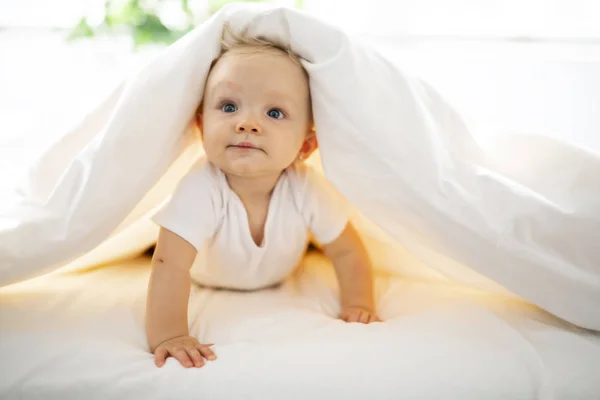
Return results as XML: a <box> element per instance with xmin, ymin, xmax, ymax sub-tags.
<box><xmin>153</xmin><ymin>335</ymin><xmax>216</xmax><ymax>368</ymax></box>
<box><xmin>339</xmin><ymin>306</ymin><xmax>382</xmax><ymax>324</ymax></box>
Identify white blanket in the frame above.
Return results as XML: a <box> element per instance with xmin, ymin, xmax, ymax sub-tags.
<box><xmin>0</xmin><ymin>4</ymin><xmax>599</xmax><ymax>330</ymax></box>
<box><xmin>1</xmin><ymin>253</ymin><xmax>599</xmax><ymax>399</ymax></box>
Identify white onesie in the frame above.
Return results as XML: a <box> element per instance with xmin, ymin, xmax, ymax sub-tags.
<box><xmin>152</xmin><ymin>157</ymin><xmax>348</xmax><ymax>290</ymax></box>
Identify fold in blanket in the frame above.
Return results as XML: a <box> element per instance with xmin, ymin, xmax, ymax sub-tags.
<box><xmin>0</xmin><ymin>4</ymin><xmax>598</xmax><ymax>329</ymax></box>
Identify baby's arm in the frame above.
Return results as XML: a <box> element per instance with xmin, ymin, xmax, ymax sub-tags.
<box><xmin>323</xmin><ymin>223</ymin><xmax>381</xmax><ymax>324</ymax></box>
<box><xmin>146</xmin><ymin>227</ymin><xmax>216</xmax><ymax>368</ymax></box>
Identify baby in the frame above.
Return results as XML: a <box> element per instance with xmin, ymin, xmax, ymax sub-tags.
<box><xmin>145</xmin><ymin>29</ymin><xmax>380</xmax><ymax>369</ymax></box>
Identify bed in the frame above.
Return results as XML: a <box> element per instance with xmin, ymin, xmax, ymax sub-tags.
<box><xmin>1</xmin><ymin>4</ymin><xmax>600</xmax><ymax>399</ymax></box>
<box><xmin>1</xmin><ymin>251</ymin><xmax>599</xmax><ymax>399</ymax></box>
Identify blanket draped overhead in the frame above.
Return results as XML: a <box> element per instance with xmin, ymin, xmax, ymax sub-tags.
<box><xmin>0</xmin><ymin>4</ymin><xmax>598</xmax><ymax>330</ymax></box>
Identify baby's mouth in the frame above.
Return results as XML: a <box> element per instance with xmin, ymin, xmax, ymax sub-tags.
<box><xmin>227</xmin><ymin>142</ymin><xmax>266</xmax><ymax>153</ymax></box>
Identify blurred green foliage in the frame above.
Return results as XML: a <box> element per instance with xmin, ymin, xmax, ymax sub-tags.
<box><xmin>68</xmin><ymin>0</ymin><xmax>304</xmax><ymax>48</ymax></box>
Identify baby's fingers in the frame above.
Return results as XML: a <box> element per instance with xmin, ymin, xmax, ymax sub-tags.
<box><xmin>341</xmin><ymin>310</ymin><xmax>359</xmax><ymax>323</ymax></box>
<box><xmin>369</xmin><ymin>314</ymin><xmax>382</xmax><ymax>323</ymax></box>
<box><xmin>173</xmin><ymin>349</ymin><xmax>194</xmax><ymax>368</ymax></box>
<box><xmin>199</xmin><ymin>344</ymin><xmax>217</xmax><ymax>361</ymax></box>
<box><xmin>339</xmin><ymin>310</ymin><xmax>350</xmax><ymax>322</ymax></box>
<box><xmin>155</xmin><ymin>347</ymin><xmax>168</xmax><ymax>368</ymax></box>
<box><xmin>358</xmin><ymin>311</ymin><xmax>370</xmax><ymax>324</ymax></box>
<box><xmin>186</xmin><ymin>348</ymin><xmax>205</xmax><ymax>368</ymax></box>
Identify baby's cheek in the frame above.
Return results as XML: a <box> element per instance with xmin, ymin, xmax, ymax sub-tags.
<box><xmin>200</xmin><ymin>135</ymin><xmax>224</xmax><ymax>160</ymax></box>
<box><xmin>282</xmin><ymin>137</ymin><xmax>304</xmax><ymax>159</ymax></box>
<box><xmin>203</xmin><ymin>129</ymin><xmax>225</xmax><ymax>145</ymax></box>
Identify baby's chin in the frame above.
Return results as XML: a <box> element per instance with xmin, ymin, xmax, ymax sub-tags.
<box><xmin>219</xmin><ymin>156</ymin><xmax>282</xmax><ymax>178</ymax></box>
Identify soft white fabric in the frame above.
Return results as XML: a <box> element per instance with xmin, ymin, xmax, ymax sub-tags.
<box><xmin>152</xmin><ymin>157</ymin><xmax>348</xmax><ymax>290</ymax></box>
<box><xmin>1</xmin><ymin>253</ymin><xmax>599</xmax><ymax>400</ymax></box>
<box><xmin>0</xmin><ymin>4</ymin><xmax>598</xmax><ymax>330</ymax></box>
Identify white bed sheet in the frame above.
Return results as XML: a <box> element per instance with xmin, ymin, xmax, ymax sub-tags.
<box><xmin>1</xmin><ymin>252</ymin><xmax>599</xmax><ymax>400</ymax></box>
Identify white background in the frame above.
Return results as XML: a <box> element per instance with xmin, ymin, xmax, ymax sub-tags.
<box><xmin>1</xmin><ymin>0</ymin><xmax>599</xmax><ymax>189</ymax></box>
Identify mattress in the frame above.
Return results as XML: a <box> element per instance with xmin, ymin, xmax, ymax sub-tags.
<box><xmin>1</xmin><ymin>251</ymin><xmax>599</xmax><ymax>400</ymax></box>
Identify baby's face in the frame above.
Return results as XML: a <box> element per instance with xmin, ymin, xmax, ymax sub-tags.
<box><xmin>200</xmin><ymin>47</ymin><xmax>312</xmax><ymax>178</ymax></box>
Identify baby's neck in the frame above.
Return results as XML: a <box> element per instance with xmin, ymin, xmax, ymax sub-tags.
<box><xmin>225</xmin><ymin>172</ymin><xmax>281</xmax><ymax>202</ymax></box>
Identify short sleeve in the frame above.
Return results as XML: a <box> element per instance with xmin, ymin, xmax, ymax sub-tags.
<box><xmin>152</xmin><ymin>162</ymin><xmax>217</xmax><ymax>251</ymax></box>
<box><xmin>303</xmin><ymin>166</ymin><xmax>350</xmax><ymax>245</ymax></box>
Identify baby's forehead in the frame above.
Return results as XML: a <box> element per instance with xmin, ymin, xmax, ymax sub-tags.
<box><xmin>205</xmin><ymin>48</ymin><xmax>310</xmax><ymax>96</ymax></box>
<box><xmin>211</xmin><ymin>47</ymin><xmax>305</xmax><ymax>76</ymax></box>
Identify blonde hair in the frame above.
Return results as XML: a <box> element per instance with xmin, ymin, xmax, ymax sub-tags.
<box><xmin>196</xmin><ymin>23</ymin><xmax>309</xmax><ymax>117</ymax></box>
<box><xmin>219</xmin><ymin>22</ymin><xmax>304</xmax><ymax>67</ymax></box>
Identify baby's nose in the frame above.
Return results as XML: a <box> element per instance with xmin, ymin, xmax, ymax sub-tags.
<box><xmin>235</xmin><ymin>118</ymin><xmax>261</xmax><ymax>134</ymax></box>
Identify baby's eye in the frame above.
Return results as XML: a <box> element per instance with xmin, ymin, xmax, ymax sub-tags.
<box><xmin>221</xmin><ymin>103</ymin><xmax>237</xmax><ymax>113</ymax></box>
<box><xmin>267</xmin><ymin>108</ymin><xmax>285</xmax><ymax>119</ymax></box>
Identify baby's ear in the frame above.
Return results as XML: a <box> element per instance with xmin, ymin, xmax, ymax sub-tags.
<box><xmin>194</xmin><ymin>112</ymin><xmax>204</xmax><ymax>139</ymax></box>
<box><xmin>300</xmin><ymin>129</ymin><xmax>318</xmax><ymax>159</ymax></box>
